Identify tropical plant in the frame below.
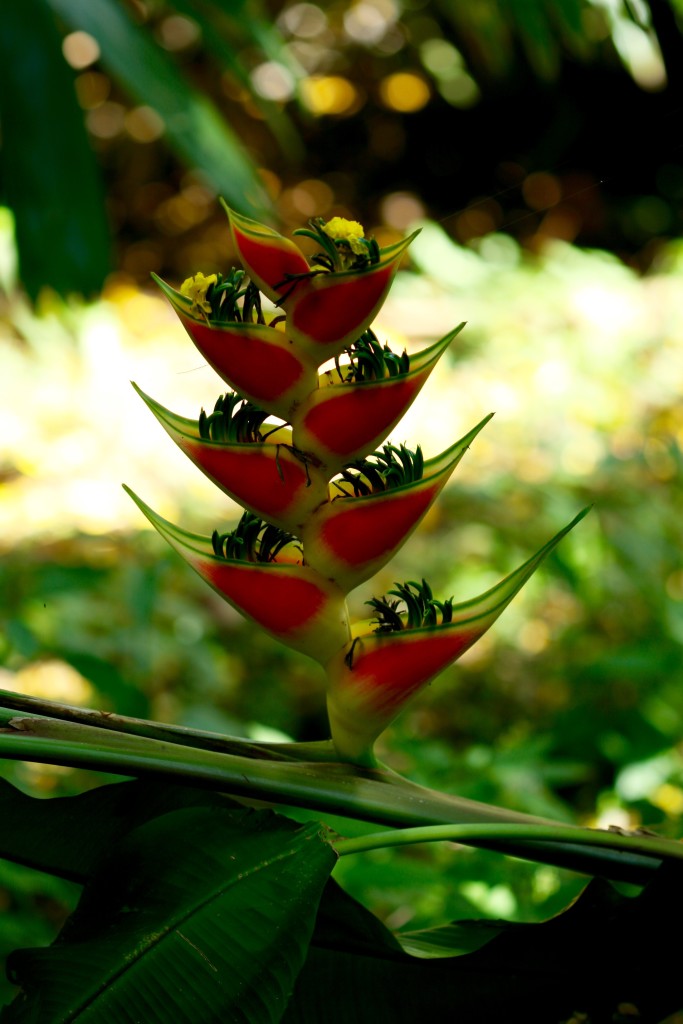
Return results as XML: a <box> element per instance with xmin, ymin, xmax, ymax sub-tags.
<box><xmin>0</xmin><ymin>207</ymin><xmax>681</xmax><ymax>1021</ymax></box>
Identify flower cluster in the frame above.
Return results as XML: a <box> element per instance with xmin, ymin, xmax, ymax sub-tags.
<box><xmin>128</xmin><ymin>207</ymin><xmax>584</xmax><ymax>765</ymax></box>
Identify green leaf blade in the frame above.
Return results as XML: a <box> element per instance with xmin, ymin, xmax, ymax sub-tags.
<box><xmin>5</xmin><ymin>808</ymin><xmax>336</xmax><ymax>1024</ymax></box>
<box><xmin>0</xmin><ymin>0</ymin><xmax>111</xmax><ymax>298</ymax></box>
<box><xmin>283</xmin><ymin>868</ymin><xmax>683</xmax><ymax>1022</ymax></box>
<box><xmin>0</xmin><ymin>777</ymin><xmax>239</xmax><ymax>883</ymax></box>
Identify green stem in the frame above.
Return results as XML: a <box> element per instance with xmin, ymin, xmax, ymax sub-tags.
<box><xmin>335</xmin><ymin>822</ymin><xmax>683</xmax><ymax>865</ymax></box>
<box><xmin>0</xmin><ymin>689</ymin><xmax>335</xmax><ymax>763</ymax></box>
<box><xmin>0</xmin><ymin>715</ymin><xmax>677</xmax><ymax>882</ymax></box>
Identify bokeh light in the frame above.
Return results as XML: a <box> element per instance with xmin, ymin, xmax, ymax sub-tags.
<box><xmin>343</xmin><ymin>0</ymin><xmax>398</xmax><ymax>45</ymax></box>
<box><xmin>437</xmin><ymin>73</ymin><xmax>480</xmax><ymax>107</ymax></box>
<box><xmin>420</xmin><ymin>38</ymin><xmax>462</xmax><ymax>76</ymax></box>
<box><xmin>74</xmin><ymin>71</ymin><xmax>111</xmax><ymax>110</ymax></box>
<box><xmin>381</xmin><ymin>191</ymin><xmax>426</xmax><ymax>230</ymax></box>
<box><xmin>420</xmin><ymin>37</ymin><xmax>480</xmax><ymax>107</ymax></box>
<box><xmin>157</xmin><ymin>14</ymin><xmax>201</xmax><ymax>52</ymax></box>
<box><xmin>125</xmin><ymin>105</ymin><xmax>165</xmax><ymax>143</ymax></box>
<box><xmin>522</xmin><ymin>172</ymin><xmax>562</xmax><ymax>212</ymax></box>
<box><xmin>279</xmin><ymin>2</ymin><xmax>328</xmax><ymax>38</ymax></box>
<box><xmin>62</xmin><ymin>31</ymin><xmax>100</xmax><ymax>70</ymax></box>
<box><xmin>301</xmin><ymin>75</ymin><xmax>360</xmax><ymax>115</ymax></box>
<box><xmin>85</xmin><ymin>101</ymin><xmax>126</xmax><ymax>140</ymax></box>
<box><xmin>251</xmin><ymin>61</ymin><xmax>297</xmax><ymax>102</ymax></box>
<box><xmin>278</xmin><ymin>178</ymin><xmax>335</xmax><ymax>219</ymax></box>
<box><xmin>379</xmin><ymin>71</ymin><xmax>430</xmax><ymax>112</ymax></box>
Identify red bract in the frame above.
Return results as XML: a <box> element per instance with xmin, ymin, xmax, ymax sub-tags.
<box><xmin>134</xmin><ymin>385</ymin><xmax>328</xmax><ymax>532</ymax></box>
<box><xmin>301</xmin><ymin>416</ymin><xmax>493</xmax><ymax>591</ymax></box>
<box><xmin>125</xmin><ymin>488</ymin><xmax>350</xmax><ymax>665</ymax></box>
<box><xmin>153</xmin><ymin>276</ymin><xmax>318</xmax><ymax>419</ymax></box>
<box><xmin>280</xmin><ymin>235</ymin><xmax>418</xmax><ymax>359</ymax></box>
<box><xmin>325</xmin><ymin>510</ymin><xmax>588</xmax><ymax>764</ymax></box>
<box><xmin>227</xmin><ymin>207</ymin><xmax>311</xmax><ymax>302</ymax></box>
<box><xmin>179</xmin><ymin>316</ymin><xmax>317</xmax><ymax>420</ymax></box>
<box><xmin>292</xmin><ymin>328</ymin><xmax>461</xmax><ymax>470</ymax></box>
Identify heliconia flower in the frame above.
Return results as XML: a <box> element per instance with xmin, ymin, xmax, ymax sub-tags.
<box><xmin>325</xmin><ymin>509</ymin><xmax>589</xmax><ymax>764</ymax></box>
<box><xmin>322</xmin><ymin>217</ymin><xmax>366</xmax><ymax>256</ymax></box>
<box><xmin>180</xmin><ymin>272</ymin><xmax>218</xmax><ymax>316</ymax></box>
<box><xmin>133</xmin><ymin>384</ymin><xmax>329</xmax><ymax>532</ymax></box>
<box><xmin>124</xmin><ymin>488</ymin><xmax>351</xmax><ymax>665</ymax></box>
<box><xmin>153</xmin><ymin>275</ymin><xmax>318</xmax><ymax>420</ymax></box>
<box><xmin>227</xmin><ymin>205</ymin><xmax>419</xmax><ymax>361</ymax></box>
<box><xmin>301</xmin><ymin>415</ymin><xmax>493</xmax><ymax>592</ymax></box>
<box><xmin>291</xmin><ymin>326</ymin><xmax>463</xmax><ymax>471</ymax></box>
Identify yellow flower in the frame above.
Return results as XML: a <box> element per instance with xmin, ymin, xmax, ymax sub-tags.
<box><xmin>180</xmin><ymin>272</ymin><xmax>218</xmax><ymax>316</ymax></box>
<box><xmin>322</xmin><ymin>217</ymin><xmax>367</xmax><ymax>256</ymax></box>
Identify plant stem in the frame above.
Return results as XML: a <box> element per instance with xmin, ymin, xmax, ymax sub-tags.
<box><xmin>0</xmin><ymin>689</ymin><xmax>333</xmax><ymax>762</ymax></box>
<box><xmin>335</xmin><ymin>822</ymin><xmax>683</xmax><ymax>865</ymax></box>
<box><xmin>0</xmin><ymin>714</ymin><xmax>676</xmax><ymax>882</ymax></box>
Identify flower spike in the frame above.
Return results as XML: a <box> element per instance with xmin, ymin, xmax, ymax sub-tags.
<box><xmin>133</xmin><ymin>202</ymin><xmax>590</xmax><ymax>768</ymax></box>
<box><xmin>325</xmin><ymin>508</ymin><xmax>590</xmax><ymax>764</ymax></box>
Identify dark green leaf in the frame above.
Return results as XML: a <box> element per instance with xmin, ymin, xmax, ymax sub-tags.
<box><xmin>284</xmin><ymin>866</ymin><xmax>683</xmax><ymax>1022</ymax></box>
<box><xmin>0</xmin><ymin>0</ymin><xmax>111</xmax><ymax>298</ymax></box>
<box><xmin>5</xmin><ymin>807</ymin><xmax>336</xmax><ymax>1023</ymax></box>
<box><xmin>507</xmin><ymin>0</ymin><xmax>558</xmax><ymax>79</ymax></box>
<box><xmin>0</xmin><ymin>777</ymin><xmax>237</xmax><ymax>882</ymax></box>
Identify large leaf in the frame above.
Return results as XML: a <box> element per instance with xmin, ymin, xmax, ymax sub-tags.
<box><xmin>45</xmin><ymin>0</ymin><xmax>270</xmax><ymax>218</ymax></box>
<box><xmin>4</xmin><ymin>806</ymin><xmax>336</xmax><ymax>1023</ymax></box>
<box><xmin>284</xmin><ymin>867</ymin><xmax>683</xmax><ymax>1022</ymax></box>
<box><xmin>0</xmin><ymin>1</ymin><xmax>110</xmax><ymax>298</ymax></box>
<box><xmin>0</xmin><ymin>777</ymin><xmax>238</xmax><ymax>883</ymax></box>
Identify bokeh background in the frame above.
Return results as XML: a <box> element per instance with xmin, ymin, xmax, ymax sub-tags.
<box><xmin>2</xmin><ymin>0</ymin><xmax>683</xmax><ymax>999</ymax></box>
